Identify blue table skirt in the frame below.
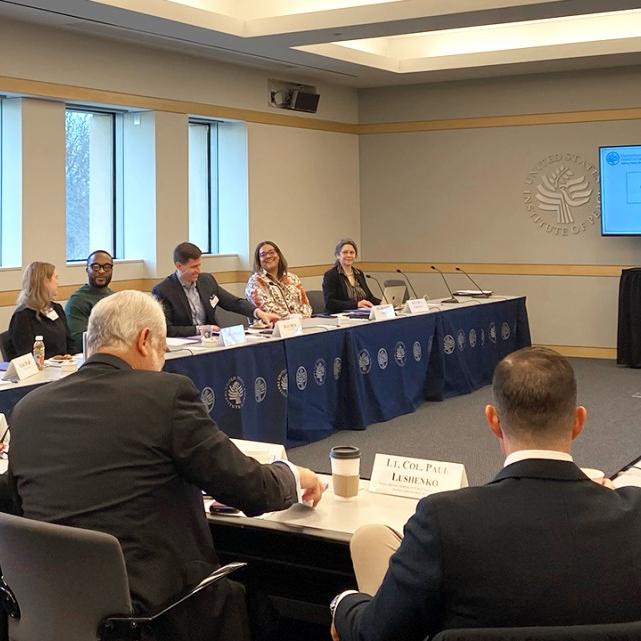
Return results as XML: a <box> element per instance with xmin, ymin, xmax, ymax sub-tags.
<box><xmin>0</xmin><ymin>298</ymin><xmax>531</xmax><ymax>447</ymax></box>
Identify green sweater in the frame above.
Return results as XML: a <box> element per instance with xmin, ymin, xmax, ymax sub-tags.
<box><xmin>64</xmin><ymin>284</ymin><xmax>114</xmax><ymax>353</ymax></box>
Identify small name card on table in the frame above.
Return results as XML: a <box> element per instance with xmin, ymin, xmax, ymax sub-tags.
<box><xmin>369</xmin><ymin>453</ymin><xmax>468</xmax><ymax>500</ymax></box>
<box><xmin>403</xmin><ymin>298</ymin><xmax>431</xmax><ymax>314</ymax></box>
<box><xmin>273</xmin><ymin>318</ymin><xmax>302</xmax><ymax>338</ymax></box>
<box><xmin>220</xmin><ymin>325</ymin><xmax>247</xmax><ymax>347</ymax></box>
<box><xmin>369</xmin><ymin>304</ymin><xmax>395</xmax><ymax>321</ymax></box>
<box><xmin>2</xmin><ymin>354</ymin><xmax>39</xmax><ymax>382</ymax></box>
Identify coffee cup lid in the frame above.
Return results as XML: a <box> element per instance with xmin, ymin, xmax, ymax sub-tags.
<box><xmin>330</xmin><ymin>446</ymin><xmax>360</xmax><ymax>459</ymax></box>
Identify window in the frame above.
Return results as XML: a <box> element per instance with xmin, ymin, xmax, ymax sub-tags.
<box><xmin>65</xmin><ymin>108</ymin><xmax>121</xmax><ymax>261</ymax></box>
<box><xmin>189</xmin><ymin>120</ymin><xmax>219</xmax><ymax>253</ymax></box>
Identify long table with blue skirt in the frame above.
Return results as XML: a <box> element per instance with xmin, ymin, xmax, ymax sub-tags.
<box><xmin>0</xmin><ymin>296</ymin><xmax>530</xmax><ymax>446</ymax></box>
<box><xmin>163</xmin><ymin>295</ymin><xmax>530</xmax><ymax>446</ymax></box>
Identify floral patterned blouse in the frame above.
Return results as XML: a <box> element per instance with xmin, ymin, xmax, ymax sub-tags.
<box><xmin>245</xmin><ymin>270</ymin><xmax>312</xmax><ymax>318</ymax></box>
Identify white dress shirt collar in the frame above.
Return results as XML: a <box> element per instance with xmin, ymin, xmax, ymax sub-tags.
<box><xmin>504</xmin><ymin>449</ymin><xmax>573</xmax><ymax>468</ymax></box>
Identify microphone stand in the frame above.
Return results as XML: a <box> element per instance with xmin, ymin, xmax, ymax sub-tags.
<box><xmin>396</xmin><ymin>268</ymin><xmax>419</xmax><ymax>299</ymax></box>
<box><xmin>455</xmin><ymin>267</ymin><xmax>491</xmax><ymax>297</ymax></box>
<box><xmin>430</xmin><ymin>265</ymin><xmax>459</xmax><ymax>304</ymax></box>
<box><xmin>365</xmin><ymin>274</ymin><xmax>389</xmax><ymax>304</ymax></box>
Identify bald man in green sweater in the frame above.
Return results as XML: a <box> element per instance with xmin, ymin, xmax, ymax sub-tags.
<box><xmin>65</xmin><ymin>250</ymin><xmax>114</xmax><ymax>353</ymax></box>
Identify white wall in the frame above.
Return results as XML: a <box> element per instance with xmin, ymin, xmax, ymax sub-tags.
<box><xmin>358</xmin><ymin>68</ymin><xmax>641</xmax><ymax>350</ymax></box>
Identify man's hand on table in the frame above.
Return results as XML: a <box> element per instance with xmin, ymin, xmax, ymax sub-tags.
<box><xmin>298</xmin><ymin>466</ymin><xmax>325</xmax><ymax>507</ymax></box>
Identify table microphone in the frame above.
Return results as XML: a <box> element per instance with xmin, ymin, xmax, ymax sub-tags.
<box><xmin>396</xmin><ymin>268</ymin><xmax>419</xmax><ymax>299</ymax></box>
<box><xmin>430</xmin><ymin>266</ymin><xmax>459</xmax><ymax>304</ymax></box>
<box><xmin>365</xmin><ymin>274</ymin><xmax>388</xmax><ymax>304</ymax></box>
<box><xmin>455</xmin><ymin>266</ymin><xmax>491</xmax><ymax>297</ymax></box>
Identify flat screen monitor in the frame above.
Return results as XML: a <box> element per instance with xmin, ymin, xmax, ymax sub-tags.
<box><xmin>600</xmin><ymin>145</ymin><xmax>641</xmax><ymax>235</ymax></box>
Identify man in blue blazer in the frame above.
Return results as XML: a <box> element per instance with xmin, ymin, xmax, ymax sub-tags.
<box><xmin>332</xmin><ymin>347</ymin><xmax>641</xmax><ymax>641</ymax></box>
<box><xmin>153</xmin><ymin>242</ymin><xmax>278</xmax><ymax>336</ymax></box>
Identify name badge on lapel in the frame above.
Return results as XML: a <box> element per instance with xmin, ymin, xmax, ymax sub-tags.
<box><xmin>209</xmin><ymin>295</ymin><xmax>219</xmax><ymax>310</ymax></box>
<box><xmin>45</xmin><ymin>309</ymin><xmax>59</xmax><ymax>321</ymax></box>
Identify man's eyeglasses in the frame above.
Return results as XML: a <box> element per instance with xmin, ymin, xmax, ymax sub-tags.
<box><xmin>89</xmin><ymin>263</ymin><xmax>114</xmax><ymax>273</ymax></box>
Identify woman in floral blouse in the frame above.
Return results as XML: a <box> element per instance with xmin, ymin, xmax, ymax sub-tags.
<box><xmin>245</xmin><ymin>241</ymin><xmax>312</xmax><ymax>318</ymax></box>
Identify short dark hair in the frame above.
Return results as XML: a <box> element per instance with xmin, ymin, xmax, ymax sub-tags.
<box><xmin>334</xmin><ymin>238</ymin><xmax>358</xmax><ymax>258</ymax></box>
<box><xmin>86</xmin><ymin>249</ymin><xmax>113</xmax><ymax>266</ymax></box>
<box><xmin>253</xmin><ymin>241</ymin><xmax>288</xmax><ymax>279</ymax></box>
<box><xmin>173</xmin><ymin>242</ymin><xmax>202</xmax><ymax>264</ymax></box>
<box><xmin>492</xmin><ymin>346</ymin><xmax>577</xmax><ymax>438</ymax></box>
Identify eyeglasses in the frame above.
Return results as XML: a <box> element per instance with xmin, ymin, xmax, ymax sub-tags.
<box><xmin>89</xmin><ymin>263</ymin><xmax>113</xmax><ymax>273</ymax></box>
<box><xmin>259</xmin><ymin>250</ymin><xmax>277</xmax><ymax>259</ymax></box>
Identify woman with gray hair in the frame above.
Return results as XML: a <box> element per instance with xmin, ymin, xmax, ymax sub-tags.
<box><xmin>8</xmin><ymin>261</ymin><xmax>74</xmax><ymax>360</ymax></box>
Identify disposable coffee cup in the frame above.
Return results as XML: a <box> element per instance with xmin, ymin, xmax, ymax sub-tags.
<box><xmin>581</xmin><ymin>467</ymin><xmax>606</xmax><ymax>484</ymax></box>
<box><xmin>330</xmin><ymin>446</ymin><xmax>360</xmax><ymax>498</ymax></box>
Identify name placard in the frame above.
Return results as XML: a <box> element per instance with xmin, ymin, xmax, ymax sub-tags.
<box><xmin>220</xmin><ymin>325</ymin><xmax>247</xmax><ymax>347</ymax></box>
<box><xmin>3</xmin><ymin>354</ymin><xmax>40</xmax><ymax>382</ymax></box>
<box><xmin>369</xmin><ymin>453</ymin><xmax>468</xmax><ymax>500</ymax></box>
<box><xmin>273</xmin><ymin>318</ymin><xmax>302</xmax><ymax>338</ymax></box>
<box><xmin>403</xmin><ymin>298</ymin><xmax>431</xmax><ymax>314</ymax></box>
<box><xmin>369</xmin><ymin>304</ymin><xmax>396</xmax><ymax>321</ymax></box>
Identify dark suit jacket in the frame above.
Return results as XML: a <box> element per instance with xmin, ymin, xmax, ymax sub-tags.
<box><xmin>335</xmin><ymin>459</ymin><xmax>641</xmax><ymax>641</ymax></box>
<box><xmin>152</xmin><ymin>273</ymin><xmax>256</xmax><ymax>337</ymax></box>
<box><xmin>322</xmin><ymin>264</ymin><xmax>381</xmax><ymax>313</ymax></box>
<box><xmin>7</xmin><ymin>354</ymin><xmax>298</xmax><ymax>617</ymax></box>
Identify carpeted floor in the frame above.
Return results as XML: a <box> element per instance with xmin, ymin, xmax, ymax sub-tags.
<box><xmin>287</xmin><ymin>358</ymin><xmax>641</xmax><ymax>486</ymax></box>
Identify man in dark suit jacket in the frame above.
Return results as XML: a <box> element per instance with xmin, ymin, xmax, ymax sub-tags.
<box><xmin>332</xmin><ymin>347</ymin><xmax>641</xmax><ymax>641</ymax></box>
<box><xmin>153</xmin><ymin>242</ymin><xmax>279</xmax><ymax>336</ymax></box>
<box><xmin>8</xmin><ymin>290</ymin><xmax>323</xmax><ymax>641</ymax></box>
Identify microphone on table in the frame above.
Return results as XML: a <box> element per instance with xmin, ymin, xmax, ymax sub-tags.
<box><xmin>396</xmin><ymin>268</ymin><xmax>419</xmax><ymax>300</ymax></box>
<box><xmin>455</xmin><ymin>267</ymin><xmax>491</xmax><ymax>298</ymax></box>
<box><xmin>365</xmin><ymin>274</ymin><xmax>388</xmax><ymax>304</ymax></box>
<box><xmin>430</xmin><ymin>266</ymin><xmax>459</xmax><ymax>304</ymax></box>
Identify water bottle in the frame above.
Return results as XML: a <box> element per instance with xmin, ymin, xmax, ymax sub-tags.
<box><xmin>33</xmin><ymin>335</ymin><xmax>45</xmax><ymax>370</ymax></box>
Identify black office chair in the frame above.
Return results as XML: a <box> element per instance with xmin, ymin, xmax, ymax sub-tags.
<box><xmin>306</xmin><ymin>290</ymin><xmax>326</xmax><ymax>315</ymax></box>
<box><xmin>382</xmin><ymin>279</ymin><xmax>409</xmax><ymax>303</ymax></box>
<box><xmin>0</xmin><ymin>332</ymin><xmax>13</xmax><ymax>362</ymax></box>
<box><xmin>216</xmin><ymin>307</ymin><xmax>250</xmax><ymax>328</ymax></box>
<box><xmin>0</xmin><ymin>512</ymin><xmax>245</xmax><ymax>641</ymax></box>
<box><xmin>431</xmin><ymin>621</ymin><xmax>641</xmax><ymax>641</ymax></box>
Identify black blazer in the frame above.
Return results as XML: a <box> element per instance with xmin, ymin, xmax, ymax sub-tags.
<box><xmin>152</xmin><ymin>272</ymin><xmax>256</xmax><ymax>337</ymax></box>
<box><xmin>8</xmin><ymin>354</ymin><xmax>298</xmax><ymax>616</ymax></box>
<box><xmin>322</xmin><ymin>265</ymin><xmax>381</xmax><ymax>313</ymax></box>
<box><xmin>335</xmin><ymin>459</ymin><xmax>641</xmax><ymax>641</ymax></box>
<box><xmin>8</xmin><ymin>302</ymin><xmax>74</xmax><ymax>360</ymax></box>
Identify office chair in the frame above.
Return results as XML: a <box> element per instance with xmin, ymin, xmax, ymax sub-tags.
<box><xmin>0</xmin><ymin>512</ymin><xmax>245</xmax><ymax>641</ymax></box>
<box><xmin>0</xmin><ymin>332</ymin><xmax>13</xmax><ymax>362</ymax></box>
<box><xmin>216</xmin><ymin>307</ymin><xmax>250</xmax><ymax>328</ymax></box>
<box><xmin>306</xmin><ymin>290</ymin><xmax>326</xmax><ymax>315</ymax></box>
<box><xmin>431</xmin><ymin>620</ymin><xmax>641</xmax><ymax>641</ymax></box>
<box><xmin>382</xmin><ymin>279</ymin><xmax>409</xmax><ymax>303</ymax></box>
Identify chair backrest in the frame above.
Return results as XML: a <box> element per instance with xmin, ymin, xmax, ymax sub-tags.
<box><xmin>431</xmin><ymin>621</ymin><xmax>641</xmax><ymax>641</ymax></box>
<box><xmin>215</xmin><ymin>307</ymin><xmax>250</xmax><ymax>328</ymax></box>
<box><xmin>0</xmin><ymin>513</ymin><xmax>132</xmax><ymax>641</ymax></box>
<box><xmin>0</xmin><ymin>332</ymin><xmax>14</xmax><ymax>362</ymax></box>
<box><xmin>306</xmin><ymin>290</ymin><xmax>326</xmax><ymax>315</ymax></box>
<box><xmin>382</xmin><ymin>279</ymin><xmax>409</xmax><ymax>304</ymax></box>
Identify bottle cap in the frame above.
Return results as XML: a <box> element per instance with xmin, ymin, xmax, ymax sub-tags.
<box><xmin>35</xmin><ymin>335</ymin><xmax>43</xmax><ymax>340</ymax></box>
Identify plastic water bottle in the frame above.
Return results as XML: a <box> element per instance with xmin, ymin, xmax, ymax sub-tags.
<box><xmin>33</xmin><ymin>335</ymin><xmax>45</xmax><ymax>370</ymax></box>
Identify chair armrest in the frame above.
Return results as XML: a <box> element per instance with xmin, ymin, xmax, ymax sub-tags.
<box><xmin>98</xmin><ymin>562</ymin><xmax>247</xmax><ymax>639</ymax></box>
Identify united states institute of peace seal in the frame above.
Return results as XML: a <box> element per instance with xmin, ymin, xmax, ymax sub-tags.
<box><xmin>313</xmin><ymin>358</ymin><xmax>326</xmax><ymax>385</ymax></box>
<box><xmin>359</xmin><ymin>349</ymin><xmax>371</xmax><ymax>374</ymax></box>
<box><xmin>277</xmin><ymin>369</ymin><xmax>288</xmax><ymax>397</ymax></box>
<box><xmin>296</xmin><ymin>366</ymin><xmax>308</xmax><ymax>390</ymax></box>
<box><xmin>523</xmin><ymin>153</ymin><xmax>600</xmax><ymax>236</ymax></box>
<box><xmin>225</xmin><ymin>376</ymin><xmax>246</xmax><ymax>409</ymax></box>
<box><xmin>394</xmin><ymin>341</ymin><xmax>407</xmax><ymax>366</ymax></box>
<box><xmin>254</xmin><ymin>377</ymin><xmax>267</xmax><ymax>403</ymax></box>
<box><xmin>201</xmin><ymin>387</ymin><xmax>215</xmax><ymax>413</ymax></box>
<box><xmin>443</xmin><ymin>335</ymin><xmax>455</xmax><ymax>355</ymax></box>
<box><xmin>333</xmin><ymin>357</ymin><xmax>342</xmax><ymax>380</ymax></box>
<box><xmin>413</xmin><ymin>341</ymin><xmax>422</xmax><ymax>362</ymax></box>
<box><xmin>377</xmin><ymin>348</ymin><xmax>389</xmax><ymax>370</ymax></box>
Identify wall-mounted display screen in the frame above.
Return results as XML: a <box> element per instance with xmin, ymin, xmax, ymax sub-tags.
<box><xmin>600</xmin><ymin>145</ymin><xmax>641</xmax><ymax>235</ymax></box>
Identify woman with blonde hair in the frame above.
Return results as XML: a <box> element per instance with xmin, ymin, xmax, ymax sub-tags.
<box><xmin>8</xmin><ymin>262</ymin><xmax>74</xmax><ymax>359</ymax></box>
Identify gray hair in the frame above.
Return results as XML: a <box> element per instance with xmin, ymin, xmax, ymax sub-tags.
<box><xmin>86</xmin><ymin>290</ymin><xmax>166</xmax><ymax>356</ymax></box>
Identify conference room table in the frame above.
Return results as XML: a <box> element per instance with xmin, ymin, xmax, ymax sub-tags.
<box><xmin>0</xmin><ymin>295</ymin><xmax>530</xmax><ymax>446</ymax></box>
<box><xmin>207</xmin><ymin>472</ymin><xmax>418</xmax><ymax>626</ymax></box>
